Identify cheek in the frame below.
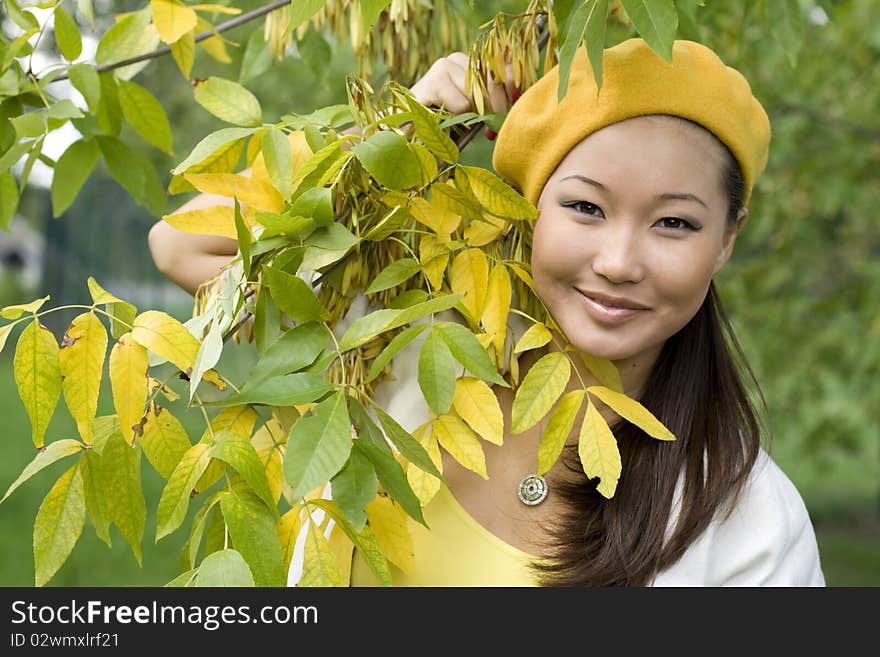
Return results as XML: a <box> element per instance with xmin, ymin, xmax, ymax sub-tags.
<box><xmin>530</xmin><ymin>212</ymin><xmax>582</xmax><ymax>287</ymax></box>
<box><xmin>651</xmin><ymin>247</ymin><xmax>719</xmax><ymax>311</ymax></box>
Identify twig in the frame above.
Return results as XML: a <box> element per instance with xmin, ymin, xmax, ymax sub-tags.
<box><xmin>49</xmin><ymin>0</ymin><xmax>291</xmax><ymax>83</ymax></box>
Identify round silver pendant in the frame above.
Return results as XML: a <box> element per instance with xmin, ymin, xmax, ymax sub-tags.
<box><xmin>517</xmin><ymin>474</ymin><xmax>548</xmax><ymax>506</ymax></box>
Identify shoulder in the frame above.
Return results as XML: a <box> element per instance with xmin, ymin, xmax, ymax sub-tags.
<box><xmin>654</xmin><ymin>449</ymin><xmax>826</xmax><ymax>587</ymax></box>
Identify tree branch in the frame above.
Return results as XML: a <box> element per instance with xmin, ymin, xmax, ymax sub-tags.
<box><xmin>51</xmin><ymin>0</ymin><xmax>291</xmax><ymax>83</ymax></box>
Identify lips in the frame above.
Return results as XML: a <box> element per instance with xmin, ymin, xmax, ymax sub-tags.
<box><xmin>576</xmin><ymin>289</ymin><xmax>649</xmax><ymax>324</ymax></box>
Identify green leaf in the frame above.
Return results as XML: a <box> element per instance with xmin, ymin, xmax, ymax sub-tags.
<box><xmin>249</xmin><ymin>322</ymin><xmax>328</xmax><ymax>384</ymax></box>
<box><xmin>360</xmin><ymin>0</ymin><xmax>394</xmax><ymax>37</ymax></box>
<box><xmin>210</xmin><ymin>431</ymin><xmax>276</xmax><ymax>511</ymax></box>
<box><xmin>95</xmin><ymin>9</ymin><xmax>160</xmax><ymax>80</ymax></box>
<box><xmin>97</xmin><ymin>136</ymin><xmax>166</xmax><ymax>216</ymax></box>
<box><xmin>13</xmin><ymin>320</ymin><xmax>62</xmax><ymax>450</ymax></box>
<box><xmin>286</xmin><ymin>0</ymin><xmax>325</xmax><ymax>36</ymax></box>
<box><xmin>204</xmin><ymin>372</ymin><xmax>332</xmax><ymax>408</ymax></box>
<box><xmin>95</xmin><ymin>72</ymin><xmax>121</xmax><ymax>137</ymax></box>
<box><xmin>68</xmin><ymin>64</ymin><xmax>101</xmax><ymax>112</ymax></box>
<box><xmin>194</xmin><ymin>77</ymin><xmax>262</xmax><ymax>127</ymax></box>
<box><xmin>239</xmin><ymin>27</ymin><xmax>271</xmax><ymax>83</ymax></box>
<box><xmin>291</xmin><ymin>187</ymin><xmax>334</xmax><ymax>227</ymax></box>
<box><xmin>405</xmin><ymin>97</ymin><xmax>459</xmax><ymax>163</ymax></box>
<box><xmin>186</xmin><ymin>491</ymin><xmax>223</xmax><ymax>568</ymax></box>
<box><xmin>365</xmin><ymin>258</ymin><xmax>421</xmax><ymax>294</ymax></box>
<box><xmin>33</xmin><ymin>463</ymin><xmax>85</xmax><ymax>586</ymax></box>
<box><xmin>194</xmin><ymin>549</ymin><xmax>255</xmax><ymax>586</ymax></box>
<box><xmin>264</xmin><ymin>267</ymin><xmax>329</xmax><ymax>324</ymax></box>
<box><xmin>347</xmin><ymin>396</ymin><xmax>393</xmax><ymax>457</ymax></box>
<box><xmin>51</xmin><ymin>139</ymin><xmax>100</xmax><ymax>217</ymax></box>
<box><xmin>0</xmin><ymin>172</ymin><xmax>19</xmax><ymax>230</ymax></box>
<box><xmin>53</xmin><ymin>6</ymin><xmax>82</xmax><ymax>62</ymax></box>
<box><xmin>117</xmin><ymin>79</ymin><xmax>173</xmax><ymax>153</ymax></box>
<box><xmin>1</xmin><ymin>439</ymin><xmax>83</xmax><ymax>504</ymax></box>
<box><xmin>620</xmin><ymin>0</ymin><xmax>678</xmax><ymax>63</ymax></box>
<box><xmin>156</xmin><ymin>443</ymin><xmax>212</xmax><ymax>540</ymax></box>
<box><xmin>100</xmin><ymin>430</ymin><xmax>146</xmax><ymax>563</ymax></box>
<box><xmin>366</xmin><ymin>323</ymin><xmax>427</xmax><ymax>383</ymax></box>
<box><xmin>283</xmin><ymin>392</ymin><xmax>353</xmax><ymax>500</ymax></box>
<box><xmin>433</xmin><ymin>321</ymin><xmax>507</xmax><ymax>387</ymax></box>
<box><xmin>220</xmin><ymin>488</ymin><xmax>286</xmax><ymax>586</ymax></box>
<box><xmin>301</xmin><ymin>223</ymin><xmax>360</xmax><ymax>271</ymax></box>
<box><xmin>172</xmin><ymin>127</ymin><xmax>256</xmax><ymax>174</ymax></box>
<box><xmin>418</xmin><ymin>329</ymin><xmax>457</xmax><ymax>415</ymax></box>
<box><xmin>537</xmin><ymin>389</ymin><xmax>585</xmax><ymax>475</ymax></box>
<box><xmin>330</xmin><ymin>448</ymin><xmax>377</xmax><ymax>531</ymax></box>
<box><xmin>338</xmin><ymin>294</ymin><xmax>461</xmax><ymax>352</ymax></box>
<box><xmin>188</xmin><ymin>319</ymin><xmax>223</xmax><ymax>403</ymax></box>
<box><xmin>262</xmin><ymin>126</ymin><xmax>293</xmax><ymax>196</ymax></box>
<box><xmin>354</xmin><ymin>441</ymin><xmax>425</xmax><ymax>526</ymax></box>
<box><xmin>373</xmin><ymin>406</ymin><xmax>442</xmax><ymax>479</ymax></box>
<box><xmin>557</xmin><ymin>0</ymin><xmax>609</xmax><ymax>98</ymax></box>
<box><xmin>80</xmin><ymin>449</ymin><xmax>111</xmax><ymax>545</ymax></box>
<box><xmin>165</xmin><ymin>569</ymin><xmax>197</xmax><ymax>587</ymax></box>
<box><xmin>352</xmin><ymin>131</ymin><xmax>421</xmax><ymax>190</ymax></box>
<box><xmin>511</xmin><ymin>351</ymin><xmax>572</xmax><ymax>434</ymax></box>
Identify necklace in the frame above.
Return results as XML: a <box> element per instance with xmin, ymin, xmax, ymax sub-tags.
<box><xmin>517</xmin><ymin>473</ymin><xmax>548</xmax><ymax>506</ymax></box>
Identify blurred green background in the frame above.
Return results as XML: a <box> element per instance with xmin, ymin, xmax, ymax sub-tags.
<box><xmin>0</xmin><ymin>0</ymin><xmax>877</xmax><ymax>586</ymax></box>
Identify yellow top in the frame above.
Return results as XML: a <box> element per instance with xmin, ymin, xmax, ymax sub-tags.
<box><xmin>351</xmin><ymin>484</ymin><xmax>539</xmax><ymax>587</ymax></box>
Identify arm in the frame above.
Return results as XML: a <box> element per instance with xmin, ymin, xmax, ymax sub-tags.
<box><xmin>148</xmin><ymin>189</ymin><xmax>240</xmax><ymax>297</ymax></box>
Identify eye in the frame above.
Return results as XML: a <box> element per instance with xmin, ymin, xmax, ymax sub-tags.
<box><xmin>563</xmin><ymin>201</ymin><xmax>605</xmax><ymax>218</ymax></box>
<box><xmin>654</xmin><ymin>216</ymin><xmax>699</xmax><ymax>231</ymax></box>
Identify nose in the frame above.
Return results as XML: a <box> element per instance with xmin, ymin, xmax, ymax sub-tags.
<box><xmin>590</xmin><ymin>223</ymin><xmax>645</xmax><ymax>284</ymax></box>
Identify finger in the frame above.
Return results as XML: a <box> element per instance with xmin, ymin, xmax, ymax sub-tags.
<box><xmin>486</xmin><ymin>69</ymin><xmax>509</xmax><ymax>114</ymax></box>
<box><xmin>411</xmin><ymin>55</ymin><xmax>472</xmax><ymax>113</ymax></box>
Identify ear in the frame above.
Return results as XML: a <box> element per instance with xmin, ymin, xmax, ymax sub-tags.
<box><xmin>712</xmin><ymin>207</ymin><xmax>749</xmax><ymax>275</ymax></box>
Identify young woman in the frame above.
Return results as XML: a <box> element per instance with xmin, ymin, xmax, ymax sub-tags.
<box><xmin>149</xmin><ymin>38</ymin><xmax>825</xmax><ymax>586</ymax></box>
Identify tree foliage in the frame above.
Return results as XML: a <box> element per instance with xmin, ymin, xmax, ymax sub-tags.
<box><xmin>1</xmin><ymin>0</ymin><xmax>876</xmax><ymax>587</ymax></box>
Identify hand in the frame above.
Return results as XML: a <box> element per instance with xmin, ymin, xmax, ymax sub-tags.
<box><xmin>410</xmin><ymin>52</ymin><xmax>518</xmax><ymax>134</ymax></box>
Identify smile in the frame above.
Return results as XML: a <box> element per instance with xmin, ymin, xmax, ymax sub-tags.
<box><xmin>576</xmin><ymin>289</ymin><xmax>649</xmax><ymax>324</ymax></box>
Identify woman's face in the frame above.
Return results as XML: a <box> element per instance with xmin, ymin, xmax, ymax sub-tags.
<box><xmin>532</xmin><ymin>115</ymin><xmax>744</xmax><ymax>366</ymax></box>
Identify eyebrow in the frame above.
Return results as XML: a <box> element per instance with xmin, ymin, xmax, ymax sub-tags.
<box><xmin>558</xmin><ymin>175</ymin><xmax>709</xmax><ymax>209</ymax></box>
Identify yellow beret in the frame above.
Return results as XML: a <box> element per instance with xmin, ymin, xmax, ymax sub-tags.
<box><xmin>492</xmin><ymin>38</ymin><xmax>771</xmax><ymax>207</ymax></box>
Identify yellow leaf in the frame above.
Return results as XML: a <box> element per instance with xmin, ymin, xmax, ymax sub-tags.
<box><xmin>432</xmin><ymin>414</ymin><xmax>487</xmax><ymax>479</ymax></box>
<box><xmin>108</xmin><ymin>332</ymin><xmax>149</xmax><ymax>445</ymax></box>
<box><xmin>299</xmin><ymin>514</ymin><xmax>345</xmax><ymax>587</ymax></box>
<box><xmin>327</xmin><ymin>522</ymin><xmax>354</xmax><ymax>585</ymax></box>
<box><xmin>449</xmin><ymin>248</ymin><xmax>489</xmax><ymax>324</ymax></box>
<box><xmin>587</xmin><ymin>386</ymin><xmax>676</xmax><ymax>441</ymax></box>
<box><xmin>163</xmin><ymin>205</ymin><xmax>237</xmax><ymax>239</ymax></box>
<box><xmin>464</xmin><ymin>215</ymin><xmax>508</xmax><ymax>247</ymax></box>
<box><xmin>576</xmin><ymin>351</ymin><xmax>624</xmax><ymax>392</ymax></box>
<box><xmin>13</xmin><ymin>321</ymin><xmax>62</xmax><ymax>449</ymax></box>
<box><xmin>139</xmin><ymin>403</ymin><xmax>192</xmax><ymax>480</ymax></box>
<box><xmin>195</xmin><ymin>17</ymin><xmax>230</xmax><ymax>63</ymax></box>
<box><xmin>511</xmin><ymin>351</ymin><xmax>571</xmax><ymax>435</ymax></box>
<box><xmin>452</xmin><ymin>377</ymin><xmax>504</xmax><ymax>446</ymax></box>
<box><xmin>365</xmin><ymin>495</ymin><xmax>414</xmax><ymax>574</ymax></box>
<box><xmin>33</xmin><ymin>463</ymin><xmax>85</xmax><ymax>587</ymax></box>
<box><xmin>506</xmin><ymin>262</ymin><xmax>536</xmax><ymax>292</ymax></box>
<box><xmin>406</xmin><ymin>424</ymin><xmax>442</xmax><ymax>505</ymax></box>
<box><xmin>251</xmin><ymin>131</ymin><xmax>313</xmax><ymax>196</ymax></box>
<box><xmin>537</xmin><ymin>389</ymin><xmax>585</xmax><ymax>475</ymax></box>
<box><xmin>191</xmin><ymin>4</ymin><xmax>242</xmax><ymax>14</ymax></box>
<box><xmin>2</xmin><ymin>294</ymin><xmax>50</xmax><ymax>319</ymax></box>
<box><xmin>578</xmin><ymin>399</ymin><xmax>622</xmax><ymax>498</ymax></box>
<box><xmin>194</xmin><ymin>405</ymin><xmax>260</xmax><ymax>493</ymax></box>
<box><xmin>184</xmin><ymin>172</ymin><xmax>284</xmax><ymax>213</ymax></box>
<box><xmin>514</xmin><ymin>322</ymin><xmax>552</xmax><ymax>353</ymax></box>
<box><xmin>411</xmin><ymin>195</ymin><xmax>460</xmax><ymax>236</ymax></box>
<box><xmin>131</xmin><ymin>310</ymin><xmax>200</xmax><ymax>374</ymax></box>
<box><xmin>252</xmin><ymin>419</ymin><xmax>286</xmax><ymax>503</ymax></box>
<box><xmin>277</xmin><ymin>504</ymin><xmax>303</xmax><ymax>575</ymax></box>
<box><xmin>418</xmin><ymin>234</ymin><xmax>450</xmax><ymax>292</ymax></box>
<box><xmin>459</xmin><ymin>166</ymin><xmax>539</xmax><ymax>222</ymax></box>
<box><xmin>59</xmin><ymin>312</ymin><xmax>107</xmax><ymax>445</ymax></box>
<box><xmin>149</xmin><ymin>377</ymin><xmax>180</xmax><ymax>401</ymax></box>
<box><xmin>151</xmin><ymin>0</ymin><xmax>197</xmax><ymax>44</ymax></box>
<box><xmin>482</xmin><ymin>263</ymin><xmax>511</xmax><ymax>365</ymax></box>
<box><xmin>170</xmin><ymin>29</ymin><xmax>195</xmax><ymax>77</ymax></box>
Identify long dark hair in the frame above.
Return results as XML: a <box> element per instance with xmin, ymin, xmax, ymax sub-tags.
<box><xmin>532</xmin><ymin>123</ymin><xmax>763</xmax><ymax>586</ymax></box>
